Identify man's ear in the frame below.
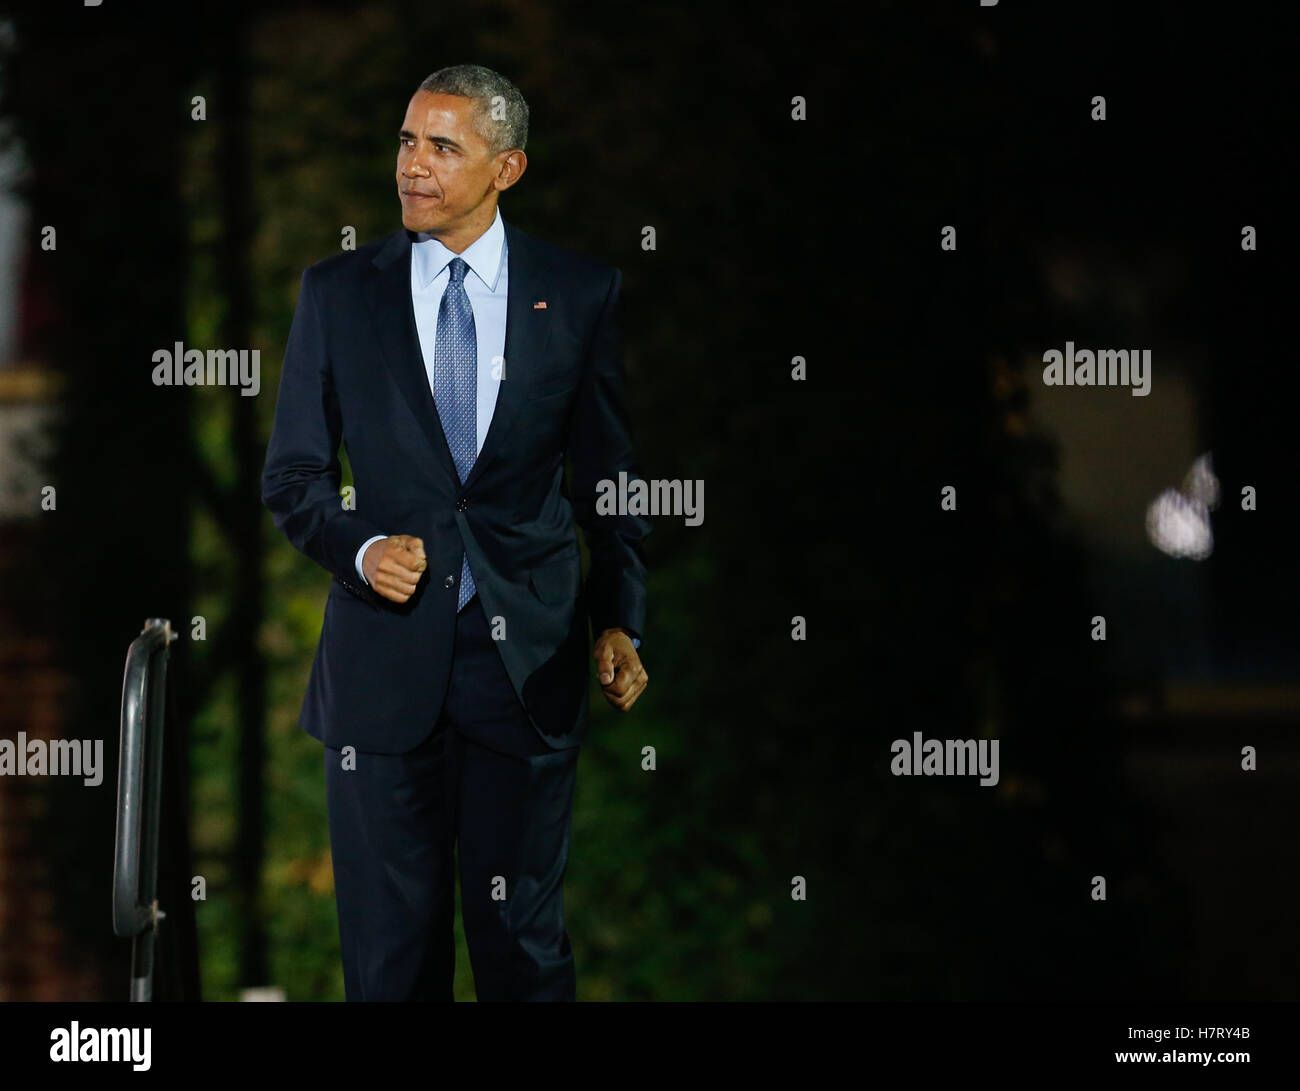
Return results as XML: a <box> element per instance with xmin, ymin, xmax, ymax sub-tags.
<box><xmin>495</xmin><ymin>149</ymin><xmax>527</xmax><ymax>191</ymax></box>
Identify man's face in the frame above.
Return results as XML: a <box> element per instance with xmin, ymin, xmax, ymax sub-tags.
<box><xmin>396</xmin><ymin>91</ymin><xmax>512</xmax><ymax>237</ymax></box>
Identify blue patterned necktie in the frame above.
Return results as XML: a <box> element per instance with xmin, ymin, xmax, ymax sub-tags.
<box><xmin>432</xmin><ymin>256</ymin><xmax>477</xmax><ymax>611</ymax></box>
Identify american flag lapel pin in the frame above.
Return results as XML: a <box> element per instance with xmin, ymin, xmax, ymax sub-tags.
<box><xmin>533</xmin><ymin>300</ymin><xmax>548</xmax><ymax>309</ymax></box>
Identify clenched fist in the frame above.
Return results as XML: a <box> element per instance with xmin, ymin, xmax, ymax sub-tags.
<box><xmin>362</xmin><ymin>534</ymin><xmax>427</xmax><ymax>603</ymax></box>
<box><xmin>593</xmin><ymin>629</ymin><xmax>648</xmax><ymax>711</ymax></box>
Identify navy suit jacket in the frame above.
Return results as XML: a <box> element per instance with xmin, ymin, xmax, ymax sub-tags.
<box><xmin>261</xmin><ymin>219</ymin><xmax>649</xmax><ymax>754</ymax></box>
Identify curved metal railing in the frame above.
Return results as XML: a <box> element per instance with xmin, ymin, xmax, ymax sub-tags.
<box><xmin>112</xmin><ymin>617</ymin><xmax>176</xmax><ymax>1001</ymax></box>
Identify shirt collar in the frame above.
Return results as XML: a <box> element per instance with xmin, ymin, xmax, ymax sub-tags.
<box><xmin>411</xmin><ymin>206</ymin><xmax>506</xmax><ymax>291</ymax></box>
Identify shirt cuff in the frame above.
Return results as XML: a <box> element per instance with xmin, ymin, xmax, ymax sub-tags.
<box><xmin>355</xmin><ymin>534</ymin><xmax>389</xmax><ymax>585</ymax></box>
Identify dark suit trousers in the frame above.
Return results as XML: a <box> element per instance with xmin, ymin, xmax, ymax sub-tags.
<box><xmin>323</xmin><ymin>593</ymin><xmax>580</xmax><ymax>1001</ymax></box>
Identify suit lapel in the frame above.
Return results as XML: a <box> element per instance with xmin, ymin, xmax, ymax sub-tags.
<box><xmin>363</xmin><ymin>228</ymin><xmax>459</xmax><ymax>483</ymax></box>
<box><xmin>463</xmin><ymin>220</ymin><xmax>555</xmax><ymax>492</ymax></box>
<box><xmin>362</xmin><ymin>219</ymin><xmax>556</xmax><ymax>491</ymax></box>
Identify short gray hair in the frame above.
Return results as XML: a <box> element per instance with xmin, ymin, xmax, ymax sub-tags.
<box><xmin>418</xmin><ymin>64</ymin><xmax>529</xmax><ymax>156</ymax></box>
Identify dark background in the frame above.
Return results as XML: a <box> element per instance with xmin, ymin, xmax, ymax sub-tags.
<box><xmin>0</xmin><ymin>0</ymin><xmax>1295</xmax><ymax>1000</ymax></box>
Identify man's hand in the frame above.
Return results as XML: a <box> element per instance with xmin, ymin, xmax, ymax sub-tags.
<box><xmin>593</xmin><ymin>628</ymin><xmax>648</xmax><ymax>711</ymax></box>
<box><xmin>362</xmin><ymin>534</ymin><xmax>427</xmax><ymax>604</ymax></box>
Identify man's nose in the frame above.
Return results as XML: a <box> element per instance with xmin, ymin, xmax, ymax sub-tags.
<box><xmin>403</xmin><ymin>155</ymin><xmax>431</xmax><ymax>177</ymax></box>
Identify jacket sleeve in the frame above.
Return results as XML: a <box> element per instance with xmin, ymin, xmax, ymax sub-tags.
<box><xmin>261</xmin><ymin>266</ymin><xmax>386</xmax><ymax>603</ymax></box>
<box><xmin>569</xmin><ymin>267</ymin><xmax>650</xmax><ymax>639</ymax></box>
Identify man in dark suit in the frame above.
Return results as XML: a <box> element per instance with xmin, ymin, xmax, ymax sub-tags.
<box><xmin>261</xmin><ymin>63</ymin><xmax>650</xmax><ymax>1001</ymax></box>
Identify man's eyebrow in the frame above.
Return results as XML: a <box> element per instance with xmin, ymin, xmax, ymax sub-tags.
<box><xmin>397</xmin><ymin>129</ymin><xmax>464</xmax><ymax>150</ymax></box>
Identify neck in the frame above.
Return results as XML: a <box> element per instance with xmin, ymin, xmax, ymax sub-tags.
<box><xmin>422</xmin><ymin>202</ymin><xmax>498</xmax><ymax>254</ymax></box>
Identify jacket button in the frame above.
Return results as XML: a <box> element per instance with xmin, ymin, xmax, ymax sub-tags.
<box><xmin>456</xmin><ymin>497</ymin><xmax>468</xmax><ymax>511</ymax></box>
<box><xmin>444</xmin><ymin>574</ymin><xmax>455</xmax><ymax>588</ymax></box>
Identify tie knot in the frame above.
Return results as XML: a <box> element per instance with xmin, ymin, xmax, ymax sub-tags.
<box><xmin>448</xmin><ymin>256</ymin><xmax>469</xmax><ymax>287</ymax></box>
